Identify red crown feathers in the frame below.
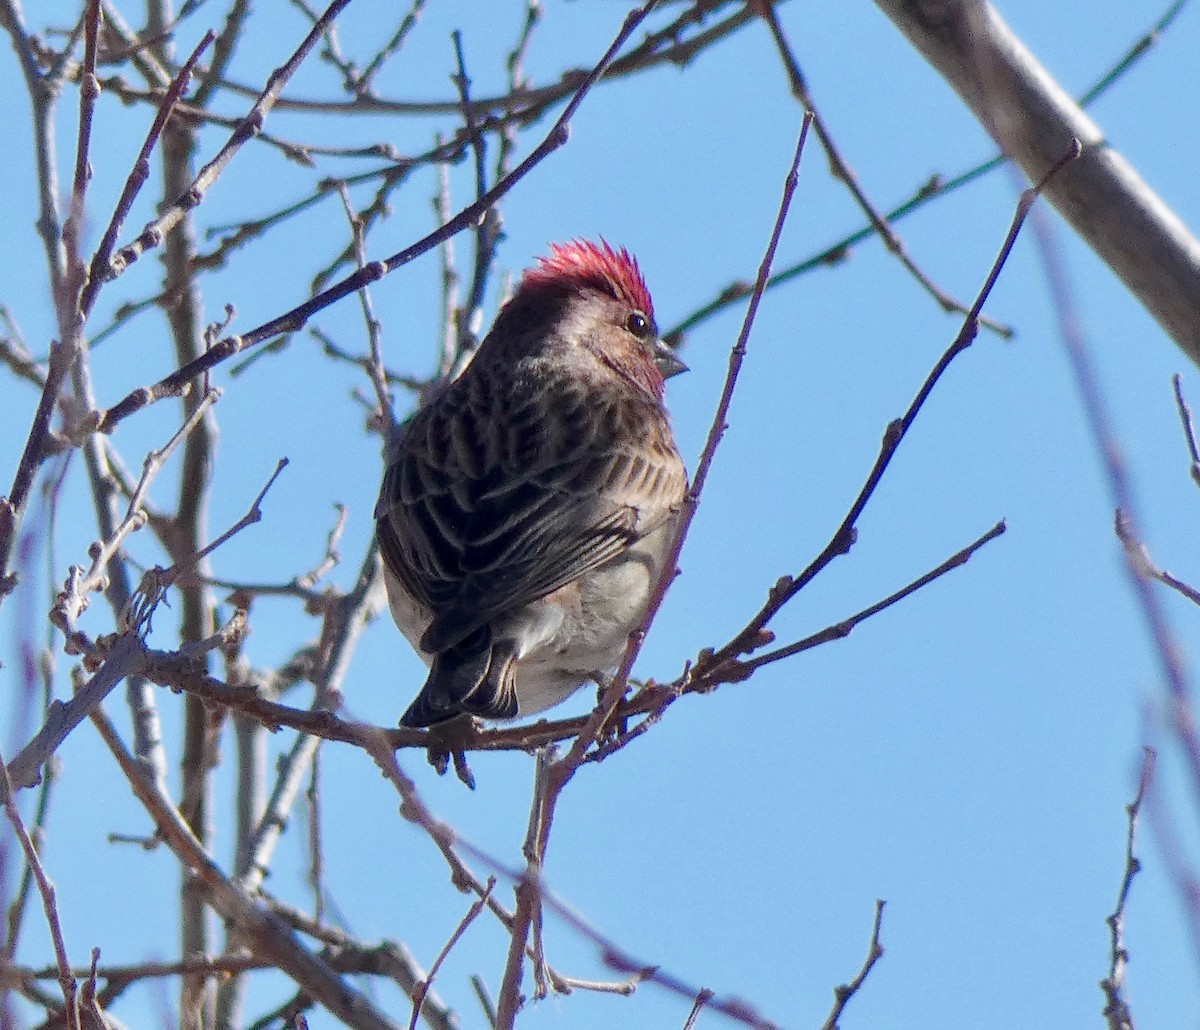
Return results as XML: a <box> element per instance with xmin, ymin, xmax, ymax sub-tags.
<box><xmin>521</xmin><ymin>239</ymin><xmax>654</xmax><ymax>319</ymax></box>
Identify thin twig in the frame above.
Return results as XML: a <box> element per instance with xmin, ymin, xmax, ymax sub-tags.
<box><xmin>755</xmin><ymin>2</ymin><xmax>1008</xmax><ymax>335</ymax></box>
<box><xmin>358</xmin><ymin>0</ymin><xmax>429</xmax><ymax>95</ymax></box>
<box><xmin>470</xmin><ymin>975</ymin><xmax>497</xmax><ymax>1028</ymax></box>
<box><xmin>687</xmin><ymin>142</ymin><xmax>1082</xmax><ymax>687</ymax></box>
<box><xmin>738</xmin><ymin>520</ymin><xmax>1006</xmax><ymax>675</ymax></box>
<box><xmin>1115</xmin><ymin>511</ymin><xmax>1200</xmax><ymax>608</ymax></box>
<box><xmin>334</xmin><ymin>185</ymin><xmax>392</xmax><ymax>423</ymax></box>
<box><xmin>451</xmin><ymin>29</ymin><xmax>503</xmax><ymax>369</ymax></box>
<box><xmin>407</xmin><ymin>879</ymin><xmax>495</xmax><ymax>1030</ymax></box>
<box><xmin>682</xmin><ymin>989</ymin><xmax>714</xmax><ymax>1030</ymax></box>
<box><xmin>1100</xmin><ymin>748</ymin><xmax>1155</xmax><ymax>1030</ymax></box>
<box><xmin>80</xmin><ymin>30</ymin><xmax>215</xmax><ymax>317</ymax></box>
<box><xmin>820</xmin><ymin>900</ymin><xmax>886</xmax><ymax>1030</ymax></box>
<box><xmin>1171</xmin><ymin>374</ymin><xmax>1200</xmax><ymax>488</ymax></box>
<box><xmin>95</xmin><ymin>0</ymin><xmax>664</xmax><ymax>433</ymax></box>
<box><xmin>1029</xmin><ymin>166</ymin><xmax>1200</xmax><ymax>818</ymax></box>
<box><xmin>0</xmin><ymin>755</ymin><xmax>80</xmax><ymax>1030</ymax></box>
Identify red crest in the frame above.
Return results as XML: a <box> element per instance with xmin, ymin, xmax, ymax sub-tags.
<box><xmin>521</xmin><ymin>239</ymin><xmax>654</xmax><ymax>318</ymax></box>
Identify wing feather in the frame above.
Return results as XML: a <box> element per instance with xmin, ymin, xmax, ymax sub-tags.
<box><xmin>375</xmin><ymin>365</ymin><xmax>684</xmax><ymax>654</ymax></box>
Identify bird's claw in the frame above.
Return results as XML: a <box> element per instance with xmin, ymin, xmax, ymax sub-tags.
<box><xmin>424</xmin><ymin>716</ymin><xmax>480</xmax><ymax>789</ymax></box>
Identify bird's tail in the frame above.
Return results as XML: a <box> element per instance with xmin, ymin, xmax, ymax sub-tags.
<box><xmin>399</xmin><ymin>630</ymin><xmax>520</xmax><ymax>727</ymax></box>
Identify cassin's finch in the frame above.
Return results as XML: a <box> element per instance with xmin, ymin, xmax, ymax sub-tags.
<box><xmin>375</xmin><ymin>240</ymin><xmax>687</xmax><ymax>727</ymax></box>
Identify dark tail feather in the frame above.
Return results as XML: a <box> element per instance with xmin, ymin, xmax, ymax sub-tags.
<box><xmin>400</xmin><ymin>630</ymin><xmax>520</xmax><ymax>727</ymax></box>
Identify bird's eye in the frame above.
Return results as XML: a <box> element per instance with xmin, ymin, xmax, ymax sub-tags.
<box><xmin>625</xmin><ymin>310</ymin><xmax>652</xmax><ymax>338</ymax></box>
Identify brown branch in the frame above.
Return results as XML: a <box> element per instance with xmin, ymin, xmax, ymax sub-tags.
<box><xmin>820</xmin><ymin>900</ymin><xmax>886</xmax><ymax>1030</ymax></box>
<box><xmin>0</xmin><ymin>755</ymin><xmax>80</xmax><ymax>1030</ymax></box>
<box><xmin>1101</xmin><ymin>748</ymin><xmax>1154</xmax><ymax>1030</ymax></box>
<box><xmin>687</xmin><ymin>142</ymin><xmax>1080</xmax><ymax>686</ymax></box>
<box><xmin>738</xmin><ymin>520</ymin><xmax>1006</xmax><ymax>675</ymax></box>
<box><xmin>80</xmin><ymin>30</ymin><xmax>215</xmax><ymax>317</ymax></box>
<box><xmin>1172</xmin><ymin>373</ymin><xmax>1200</xmax><ymax>488</ymax></box>
<box><xmin>93</xmin><ymin>0</ymin><xmax>665</xmax><ymax>434</ymax></box>
<box><xmin>408</xmin><ymin>879</ymin><xmax>495</xmax><ymax>1030</ymax></box>
<box><xmin>333</xmin><ymin>185</ymin><xmax>392</xmax><ymax>423</ymax></box>
<box><xmin>88</xmin><ymin>704</ymin><xmax>405</xmax><ymax>1030</ymax></box>
<box><xmin>755</xmin><ymin>0</ymin><xmax>1008</xmax><ymax>335</ymax></box>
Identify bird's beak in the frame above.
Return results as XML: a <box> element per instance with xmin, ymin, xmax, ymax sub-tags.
<box><xmin>653</xmin><ymin>340</ymin><xmax>688</xmax><ymax>379</ymax></box>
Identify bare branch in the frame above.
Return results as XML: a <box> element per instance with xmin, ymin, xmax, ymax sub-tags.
<box><xmin>687</xmin><ymin>142</ymin><xmax>1079</xmax><ymax>686</ymax></box>
<box><xmin>407</xmin><ymin>879</ymin><xmax>495</xmax><ymax>1030</ymax></box>
<box><xmin>1172</xmin><ymin>374</ymin><xmax>1200</xmax><ymax>488</ymax></box>
<box><xmin>1101</xmin><ymin>748</ymin><xmax>1155</xmax><ymax>1030</ymax></box>
<box><xmin>88</xmin><ymin>704</ymin><xmax>406</xmax><ymax>1030</ymax></box>
<box><xmin>820</xmin><ymin>900</ymin><xmax>886</xmax><ymax>1030</ymax></box>
<box><xmin>755</xmin><ymin>1</ymin><xmax>1008</xmax><ymax>335</ymax></box>
<box><xmin>874</xmin><ymin>0</ymin><xmax>1200</xmax><ymax>362</ymax></box>
<box><xmin>0</xmin><ymin>755</ymin><xmax>80</xmax><ymax>1030</ymax></box>
<box><xmin>95</xmin><ymin>0</ymin><xmax>664</xmax><ymax>434</ymax></box>
<box><xmin>101</xmin><ymin>0</ymin><xmax>355</xmax><ymax>283</ymax></box>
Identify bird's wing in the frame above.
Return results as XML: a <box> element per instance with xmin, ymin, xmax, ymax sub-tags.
<box><xmin>374</xmin><ymin>372</ymin><xmax>684</xmax><ymax>654</ymax></box>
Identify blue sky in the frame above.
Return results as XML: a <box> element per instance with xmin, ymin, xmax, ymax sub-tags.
<box><xmin>1</xmin><ymin>2</ymin><xmax>1199</xmax><ymax>1028</ymax></box>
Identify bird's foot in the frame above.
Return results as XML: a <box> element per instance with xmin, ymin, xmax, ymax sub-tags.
<box><xmin>424</xmin><ymin>715</ymin><xmax>480</xmax><ymax>789</ymax></box>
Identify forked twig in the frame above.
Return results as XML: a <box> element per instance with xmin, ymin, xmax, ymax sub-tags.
<box><xmin>489</xmin><ymin>110</ymin><xmax>813</xmax><ymax>1030</ymax></box>
<box><xmin>755</xmin><ymin>2</ymin><xmax>1008</xmax><ymax>336</ymax></box>
<box><xmin>407</xmin><ymin>879</ymin><xmax>495</xmax><ymax>1030</ymax></box>
<box><xmin>738</xmin><ymin>520</ymin><xmax>1006</xmax><ymax>675</ymax></box>
<box><xmin>687</xmin><ymin>141</ymin><xmax>1082</xmax><ymax>686</ymax></box>
<box><xmin>95</xmin><ymin>0</ymin><xmax>664</xmax><ymax>434</ymax></box>
<box><xmin>122</xmin><ymin>457</ymin><xmax>287</xmax><ymax>635</ymax></box>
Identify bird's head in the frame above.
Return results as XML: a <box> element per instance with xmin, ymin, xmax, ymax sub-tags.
<box><xmin>493</xmin><ymin>239</ymin><xmax>687</xmax><ymax>400</ymax></box>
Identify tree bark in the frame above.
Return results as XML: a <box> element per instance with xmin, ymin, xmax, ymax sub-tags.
<box><xmin>874</xmin><ymin>0</ymin><xmax>1200</xmax><ymax>364</ymax></box>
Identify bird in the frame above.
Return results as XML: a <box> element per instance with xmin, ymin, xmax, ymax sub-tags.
<box><xmin>375</xmin><ymin>239</ymin><xmax>687</xmax><ymax>728</ymax></box>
